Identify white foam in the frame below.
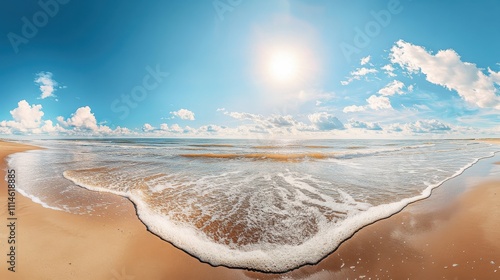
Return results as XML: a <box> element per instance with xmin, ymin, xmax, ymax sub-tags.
<box><xmin>334</xmin><ymin>143</ymin><xmax>435</xmax><ymax>159</ymax></box>
<box><xmin>15</xmin><ymin>188</ymin><xmax>63</xmax><ymax>211</ymax></box>
<box><xmin>7</xmin><ymin>139</ymin><xmax>496</xmax><ymax>273</ymax></box>
<box><xmin>60</xmin><ymin>152</ymin><xmax>498</xmax><ymax>272</ymax></box>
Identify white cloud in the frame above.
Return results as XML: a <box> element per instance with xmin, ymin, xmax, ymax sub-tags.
<box><xmin>343</xmin><ymin>105</ymin><xmax>366</xmax><ymax>113</ymax></box>
<box><xmin>390</xmin><ymin>40</ymin><xmax>500</xmax><ymax>110</ymax></box>
<box><xmin>381</xmin><ymin>64</ymin><xmax>396</xmax><ymax>77</ymax></box>
<box><xmin>9</xmin><ymin>100</ymin><xmax>44</xmax><ymax>130</ymax></box>
<box><xmin>360</xmin><ymin>55</ymin><xmax>371</xmax><ymax>65</ymax></box>
<box><xmin>0</xmin><ymin>100</ymin><xmax>67</xmax><ymax>134</ymax></box>
<box><xmin>226</xmin><ymin>111</ymin><xmax>262</xmax><ymax>121</ymax></box>
<box><xmin>378</xmin><ymin>80</ymin><xmax>405</xmax><ymax>96</ymax></box>
<box><xmin>0</xmin><ymin>101</ymin><xmax>131</xmax><ymax>136</ymax></box>
<box><xmin>348</xmin><ymin>119</ymin><xmax>382</xmax><ymax>131</ymax></box>
<box><xmin>170</xmin><ymin>109</ymin><xmax>195</xmax><ymax>120</ymax></box>
<box><xmin>225</xmin><ymin>111</ymin><xmax>315</xmax><ymax>133</ymax></box>
<box><xmin>343</xmin><ymin>95</ymin><xmax>392</xmax><ymax>113</ymax></box>
<box><xmin>341</xmin><ymin>67</ymin><xmax>378</xmax><ymax>85</ymax></box>
<box><xmin>63</xmin><ymin>106</ymin><xmax>99</xmax><ymax>131</ymax></box>
<box><xmin>408</xmin><ymin>120</ymin><xmax>451</xmax><ymax>133</ymax></box>
<box><xmin>40</xmin><ymin>120</ymin><xmax>64</xmax><ymax>133</ymax></box>
<box><xmin>389</xmin><ymin>119</ymin><xmax>452</xmax><ymax>134</ymax></box>
<box><xmin>216</xmin><ymin>108</ymin><xmax>226</xmax><ymax>112</ymax></box>
<box><xmin>308</xmin><ymin>112</ymin><xmax>344</xmax><ymax>130</ymax></box>
<box><xmin>198</xmin><ymin>125</ymin><xmax>225</xmax><ymax>133</ymax></box>
<box><xmin>0</xmin><ymin>100</ymin><xmax>46</xmax><ymax>133</ymax></box>
<box><xmin>352</xmin><ymin>67</ymin><xmax>378</xmax><ymax>77</ymax></box>
<box><xmin>268</xmin><ymin>115</ymin><xmax>296</xmax><ymax>127</ymax></box>
<box><xmin>140</xmin><ymin>123</ymin><xmax>196</xmax><ymax>135</ymax></box>
<box><xmin>160</xmin><ymin>123</ymin><xmax>169</xmax><ymax>131</ymax></box>
<box><xmin>34</xmin><ymin>72</ymin><xmax>58</xmax><ymax>99</ymax></box>
<box><xmin>57</xmin><ymin>106</ymin><xmax>130</xmax><ymax>136</ymax></box>
<box><xmin>169</xmin><ymin>124</ymin><xmax>184</xmax><ymax>133</ymax></box>
<box><xmin>489</xmin><ymin>68</ymin><xmax>500</xmax><ymax>85</ymax></box>
<box><xmin>143</xmin><ymin>123</ymin><xmax>154</xmax><ymax>132</ymax></box>
<box><xmin>367</xmin><ymin>95</ymin><xmax>392</xmax><ymax>110</ymax></box>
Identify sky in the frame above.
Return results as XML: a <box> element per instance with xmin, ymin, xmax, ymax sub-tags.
<box><xmin>1</xmin><ymin>0</ymin><xmax>500</xmax><ymax>139</ymax></box>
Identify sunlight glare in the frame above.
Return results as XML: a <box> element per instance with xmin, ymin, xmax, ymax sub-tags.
<box><xmin>268</xmin><ymin>51</ymin><xmax>299</xmax><ymax>83</ymax></box>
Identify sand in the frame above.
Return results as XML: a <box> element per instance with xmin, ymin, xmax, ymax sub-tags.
<box><xmin>0</xmin><ymin>140</ymin><xmax>499</xmax><ymax>279</ymax></box>
<box><xmin>0</xmin><ymin>141</ymin><xmax>240</xmax><ymax>280</ymax></box>
<box><xmin>478</xmin><ymin>138</ymin><xmax>500</xmax><ymax>145</ymax></box>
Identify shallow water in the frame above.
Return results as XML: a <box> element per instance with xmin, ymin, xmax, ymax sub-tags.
<box><xmin>6</xmin><ymin>138</ymin><xmax>499</xmax><ymax>272</ymax></box>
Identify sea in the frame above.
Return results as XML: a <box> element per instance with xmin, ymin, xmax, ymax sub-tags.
<box><xmin>6</xmin><ymin>138</ymin><xmax>499</xmax><ymax>272</ymax></box>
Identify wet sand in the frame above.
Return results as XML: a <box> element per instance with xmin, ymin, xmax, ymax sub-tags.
<box><xmin>0</xmin><ymin>139</ymin><xmax>499</xmax><ymax>279</ymax></box>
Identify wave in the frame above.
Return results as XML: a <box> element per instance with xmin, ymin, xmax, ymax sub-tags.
<box><xmin>60</xmin><ymin>152</ymin><xmax>497</xmax><ymax>272</ymax></box>
<box><xmin>253</xmin><ymin>145</ymin><xmax>330</xmax><ymax>149</ymax></box>
<box><xmin>188</xmin><ymin>144</ymin><xmax>235</xmax><ymax>148</ymax></box>
<box><xmin>10</xmin><ymin>139</ymin><xmax>498</xmax><ymax>273</ymax></box>
<box><xmin>179</xmin><ymin>144</ymin><xmax>435</xmax><ymax>162</ymax></box>
<box><xmin>346</xmin><ymin>146</ymin><xmax>366</xmax><ymax>149</ymax></box>
<box><xmin>180</xmin><ymin>152</ymin><xmax>330</xmax><ymax>161</ymax></box>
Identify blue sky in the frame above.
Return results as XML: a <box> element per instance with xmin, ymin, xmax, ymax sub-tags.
<box><xmin>1</xmin><ymin>0</ymin><xmax>500</xmax><ymax>138</ymax></box>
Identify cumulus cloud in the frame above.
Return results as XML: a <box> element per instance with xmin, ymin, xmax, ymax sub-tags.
<box><xmin>360</xmin><ymin>55</ymin><xmax>371</xmax><ymax>65</ymax></box>
<box><xmin>226</xmin><ymin>111</ymin><xmax>262</xmax><ymax>121</ymax></box>
<box><xmin>0</xmin><ymin>100</ymin><xmax>44</xmax><ymax>132</ymax></box>
<box><xmin>143</xmin><ymin>123</ymin><xmax>154</xmax><ymax>132</ymax></box>
<box><xmin>308</xmin><ymin>112</ymin><xmax>344</xmax><ymax>130</ymax></box>
<box><xmin>378</xmin><ymin>80</ymin><xmax>405</xmax><ymax>96</ymax></box>
<box><xmin>388</xmin><ymin>119</ymin><xmax>452</xmax><ymax>134</ymax></box>
<box><xmin>160</xmin><ymin>123</ymin><xmax>169</xmax><ymax>131</ymax></box>
<box><xmin>343</xmin><ymin>105</ymin><xmax>366</xmax><ymax>113</ymax></box>
<box><xmin>140</xmin><ymin>123</ymin><xmax>195</xmax><ymax>135</ymax></box>
<box><xmin>61</xmin><ymin>106</ymin><xmax>99</xmax><ymax>131</ymax></box>
<box><xmin>267</xmin><ymin>115</ymin><xmax>296</xmax><ymax>127</ymax></box>
<box><xmin>0</xmin><ymin>101</ymin><xmax>129</xmax><ymax>136</ymax></box>
<box><xmin>381</xmin><ymin>64</ymin><xmax>397</xmax><ymax>77</ymax></box>
<box><xmin>0</xmin><ymin>100</ymin><xmax>67</xmax><ymax>134</ymax></box>
<box><xmin>170</xmin><ymin>109</ymin><xmax>195</xmax><ymax>120</ymax></box>
<box><xmin>343</xmin><ymin>95</ymin><xmax>393</xmax><ymax>113</ymax></box>
<box><xmin>225</xmin><ymin>111</ymin><xmax>314</xmax><ymax>133</ymax></box>
<box><xmin>341</xmin><ymin>67</ymin><xmax>378</xmax><ymax>85</ymax></box>
<box><xmin>367</xmin><ymin>95</ymin><xmax>392</xmax><ymax>110</ymax></box>
<box><xmin>9</xmin><ymin>100</ymin><xmax>44</xmax><ymax>130</ymax></box>
<box><xmin>34</xmin><ymin>72</ymin><xmax>58</xmax><ymax>99</ymax></box>
<box><xmin>348</xmin><ymin>119</ymin><xmax>382</xmax><ymax>131</ymax></box>
<box><xmin>169</xmin><ymin>124</ymin><xmax>183</xmax><ymax>133</ymax></box>
<box><xmin>198</xmin><ymin>124</ymin><xmax>225</xmax><ymax>133</ymax></box>
<box><xmin>57</xmin><ymin>106</ymin><xmax>130</xmax><ymax>136</ymax></box>
<box><xmin>390</xmin><ymin>40</ymin><xmax>500</xmax><ymax>110</ymax></box>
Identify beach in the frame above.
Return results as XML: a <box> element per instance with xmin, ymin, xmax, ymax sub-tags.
<box><xmin>1</xmin><ymin>140</ymin><xmax>499</xmax><ymax>279</ymax></box>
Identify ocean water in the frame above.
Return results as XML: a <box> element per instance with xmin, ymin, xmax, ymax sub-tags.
<box><xmin>6</xmin><ymin>138</ymin><xmax>499</xmax><ymax>272</ymax></box>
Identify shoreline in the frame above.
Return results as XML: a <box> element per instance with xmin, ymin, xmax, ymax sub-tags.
<box><xmin>0</xmin><ymin>139</ymin><xmax>499</xmax><ymax>279</ymax></box>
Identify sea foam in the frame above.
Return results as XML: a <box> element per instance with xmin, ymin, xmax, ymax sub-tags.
<box><xmin>8</xmin><ymin>139</ymin><xmax>500</xmax><ymax>272</ymax></box>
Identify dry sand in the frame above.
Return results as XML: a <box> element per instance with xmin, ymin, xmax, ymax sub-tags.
<box><xmin>0</xmin><ymin>140</ymin><xmax>499</xmax><ymax>279</ymax></box>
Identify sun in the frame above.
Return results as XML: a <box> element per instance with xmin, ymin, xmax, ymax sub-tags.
<box><xmin>268</xmin><ymin>51</ymin><xmax>299</xmax><ymax>83</ymax></box>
